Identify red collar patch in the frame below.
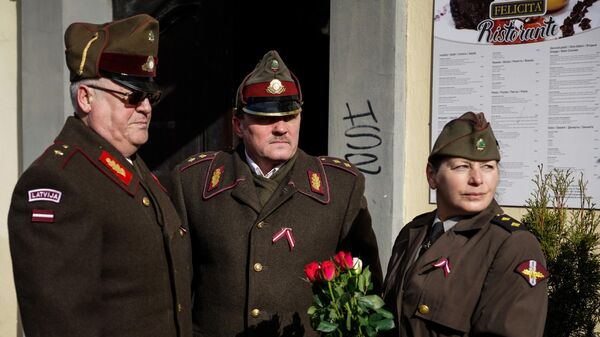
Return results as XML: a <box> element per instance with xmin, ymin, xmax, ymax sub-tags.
<box><xmin>516</xmin><ymin>260</ymin><xmax>549</xmax><ymax>287</ymax></box>
<box><xmin>307</xmin><ymin>170</ymin><xmax>324</xmax><ymax>195</ymax></box>
<box><xmin>208</xmin><ymin>165</ymin><xmax>224</xmax><ymax>191</ymax></box>
<box><xmin>99</xmin><ymin>151</ymin><xmax>133</xmax><ymax>186</ymax></box>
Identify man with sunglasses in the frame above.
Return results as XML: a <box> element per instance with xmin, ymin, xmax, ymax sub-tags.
<box><xmin>8</xmin><ymin>15</ymin><xmax>191</xmax><ymax>337</ymax></box>
<box><xmin>171</xmin><ymin>50</ymin><xmax>382</xmax><ymax>337</ymax></box>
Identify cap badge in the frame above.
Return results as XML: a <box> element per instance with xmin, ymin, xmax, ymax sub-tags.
<box><xmin>270</xmin><ymin>59</ymin><xmax>280</xmax><ymax>72</ymax></box>
<box><xmin>141</xmin><ymin>56</ymin><xmax>155</xmax><ymax>72</ymax></box>
<box><xmin>476</xmin><ymin>138</ymin><xmax>486</xmax><ymax>151</ymax></box>
<box><xmin>148</xmin><ymin>30</ymin><xmax>155</xmax><ymax>42</ymax></box>
<box><xmin>266</xmin><ymin>79</ymin><xmax>286</xmax><ymax>95</ymax></box>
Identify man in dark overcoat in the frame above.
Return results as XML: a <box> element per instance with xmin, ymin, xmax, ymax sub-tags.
<box><xmin>8</xmin><ymin>14</ymin><xmax>192</xmax><ymax>337</ymax></box>
<box><xmin>382</xmin><ymin>112</ymin><xmax>548</xmax><ymax>337</ymax></box>
<box><xmin>171</xmin><ymin>50</ymin><xmax>382</xmax><ymax>337</ymax></box>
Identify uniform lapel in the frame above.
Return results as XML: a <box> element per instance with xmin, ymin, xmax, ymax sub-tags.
<box><xmin>228</xmin><ymin>152</ymin><xmax>261</xmax><ymax>214</ymax></box>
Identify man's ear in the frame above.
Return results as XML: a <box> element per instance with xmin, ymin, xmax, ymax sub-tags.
<box><xmin>77</xmin><ymin>85</ymin><xmax>94</xmax><ymax>113</ymax></box>
<box><xmin>232</xmin><ymin>115</ymin><xmax>244</xmax><ymax>138</ymax></box>
<box><xmin>426</xmin><ymin>162</ymin><xmax>437</xmax><ymax>190</ymax></box>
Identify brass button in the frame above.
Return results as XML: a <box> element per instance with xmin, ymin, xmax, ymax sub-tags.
<box><xmin>177</xmin><ymin>303</ymin><xmax>182</xmax><ymax>312</ymax></box>
<box><xmin>250</xmin><ymin>308</ymin><xmax>260</xmax><ymax>318</ymax></box>
<box><xmin>418</xmin><ymin>304</ymin><xmax>429</xmax><ymax>315</ymax></box>
<box><xmin>256</xmin><ymin>221</ymin><xmax>265</xmax><ymax>229</ymax></box>
<box><xmin>253</xmin><ymin>263</ymin><xmax>263</xmax><ymax>272</ymax></box>
<box><xmin>142</xmin><ymin>197</ymin><xmax>151</xmax><ymax>207</ymax></box>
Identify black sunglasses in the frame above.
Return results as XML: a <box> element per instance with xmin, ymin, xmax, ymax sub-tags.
<box><xmin>87</xmin><ymin>85</ymin><xmax>162</xmax><ymax>105</ymax></box>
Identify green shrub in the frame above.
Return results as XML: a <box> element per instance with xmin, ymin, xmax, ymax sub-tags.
<box><xmin>522</xmin><ymin>166</ymin><xmax>600</xmax><ymax>337</ymax></box>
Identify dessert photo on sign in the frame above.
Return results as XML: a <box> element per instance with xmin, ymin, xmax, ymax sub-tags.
<box><xmin>434</xmin><ymin>0</ymin><xmax>599</xmax><ymax>44</ymax></box>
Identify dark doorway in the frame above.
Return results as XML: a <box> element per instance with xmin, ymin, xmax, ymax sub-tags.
<box><xmin>114</xmin><ymin>1</ymin><xmax>330</xmax><ymax>182</ymax></box>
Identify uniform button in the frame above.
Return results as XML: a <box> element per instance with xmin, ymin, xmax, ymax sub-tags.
<box><xmin>253</xmin><ymin>263</ymin><xmax>263</xmax><ymax>272</ymax></box>
<box><xmin>250</xmin><ymin>308</ymin><xmax>260</xmax><ymax>318</ymax></box>
<box><xmin>179</xmin><ymin>226</ymin><xmax>187</xmax><ymax>237</ymax></box>
<box><xmin>418</xmin><ymin>304</ymin><xmax>429</xmax><ymax>315</ymax></box>
<box><xmin>256</xmin><ymin>221</ymin><xmax>266</xmax><ymax>229</ymax></box>
<box><xmin>177</xmin><ymin>303</ymin><xmax>182</xmax><ymax>312</ymax></box>
<box><xmin>142</xmin><ymin>197</ymin><xmax>151</xmax><ymax>207</ymax></box>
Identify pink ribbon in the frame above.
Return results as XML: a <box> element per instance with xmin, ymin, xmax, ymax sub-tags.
<box><xmin>432</xmin><ymin>257</ymin><xmax>451</xmax><ymax>277</ymax></box>
<box><xmin>272</xmin><ymin>227</ymin><xmax>295</xmax><ymax>251</ymax></box>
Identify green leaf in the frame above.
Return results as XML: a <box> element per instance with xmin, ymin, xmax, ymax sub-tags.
<box><xmin>373</xmin><ymin>318</ymin><xmax>395</xmax><ymax>331</ymax></box>
<box><xmin>346</xmin><ymin>310</ymin><xmax>352</xmax><ymax>331</ymax></box>
<box><xmin>316</xmin><ymin>321</ymin><xmax>338</xmax><ymax>333</ymax></box>
<box><xmin>358</xmin><ymin>274</ymin><xmax>366</xmax><ymax>293</ymax></box>
<box><xmin>376</xmin><ymin>307</ymin><xmax>394</xmax><ymax>319</ymax></box>
<box><xmin>307</xmin><ymin>306</ymin><xmax>317</xmax><ymax>315</ymax></box>
<box><xmin>358</xmin><ymin>295</ymin><xmax>385</xmax><ymax>309</ymax></box>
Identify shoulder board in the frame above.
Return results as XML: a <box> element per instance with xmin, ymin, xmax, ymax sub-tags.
<box><xmin>319</xmin><ymin>156</ymin><xmax>359</xmax><ymax>176</ymax></box>
<box><xmin>36</xmin><ymin>143</ymin><xmax>76</xmax><ymax>166</ymax></box>
<box><xmin>179</xmin><ymin>151</ymin><xmax>217</xmax><ymax>172</ymax></box>
<box><xmin>491</xmin><ymin>214</ymin><xmax>526</xmax><ymax>232</ymax></box>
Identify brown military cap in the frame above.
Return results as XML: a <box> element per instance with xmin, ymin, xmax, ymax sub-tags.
<box><xmin>429</xmin><ymin>112</ymin><xmax>500</xmax><ymax>162</ymax></box>
<box><xmin>235</xmin><ymin>50</ymin><xmax>303</xmax><ymax>116</ymax></box>
<box><xmin>64</xmin><ymin>14</ymin><xmax>159</xmax><ymax>93</ymax></box>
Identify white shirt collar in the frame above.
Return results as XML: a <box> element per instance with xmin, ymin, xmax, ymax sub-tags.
<box><xmin>245</xmin><ymin>150</ymin><xmax>283</xmax><ymax>179</ymax></box>
<box><xmin>433</xmin><ymin>215</ymin><xmax>462</xmax><ymax>232</ymax></box>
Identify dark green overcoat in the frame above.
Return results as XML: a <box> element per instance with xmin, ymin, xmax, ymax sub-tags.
<box><xmin>171</xmin><ymin>147</ymin><xmax>382</xmax><ymax>337</ymax></box>
<box><xmin>8</xmin><ymin>117</ymin><xmax>192</xmax><ymax>337</ymax></box>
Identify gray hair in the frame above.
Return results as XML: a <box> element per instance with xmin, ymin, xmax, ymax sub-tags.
<box><xmin>69</xmin><ymin>78</ymin><xmax>101</xmax><ymax>112</ymax></box>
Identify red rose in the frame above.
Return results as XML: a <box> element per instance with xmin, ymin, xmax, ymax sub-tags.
<box><xmin>335</xmin><ymin>251</ymin><xmax>353</xmax><ymax>270</ymax></box>
<box><xmin>304</xmin><ymin>261</ymin><xmax>321</xmax><ymax>283</ymax></box>
<box><xmin>321</xmin><ymin>260</ymin><xmax>338</xmax><ymax>281</ymax></box>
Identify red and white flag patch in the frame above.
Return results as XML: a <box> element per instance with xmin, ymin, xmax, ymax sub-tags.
<box><xmin>31</xmin><ymin>209</ymin><xmax>55</xmax><ymax>223</ymax></box>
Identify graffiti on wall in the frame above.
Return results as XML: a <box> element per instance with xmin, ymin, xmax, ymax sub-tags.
<box><xmin>343</xmin><ymin>100</ymin><xmax>382</xmax><ymax>175</ymax></box>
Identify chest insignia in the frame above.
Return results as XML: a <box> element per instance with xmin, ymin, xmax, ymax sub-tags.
<box><xmin>208</xmin><ymin>165</ymin><xmax>224</xmax><ymax>191</ymax></box>
<box><xmin>272</xmin><ymin>227</ymin><xmax>295</xmax><ymax>251</ymax></box>
<box><xmin>28</xmin><ymin>188</ymin><xmax>62</xmax><ymax>203</ymax></box>
<box><xmin>308</xmin><ymin>170</ymin><xmax>323</xmax><ymax>195</ymax></box>
<box><xmin>516</xmin><ymin>260</ymin><xmax>549</xmax><ymax>287</ymax></box>
<box><xmin>432</xmin><ymin>257</ymin><xmax>451</xmax><ymax>277</ymax></box>
<box><xmin>99</xmin><ymin>151</ymin><xmax>133</xmax><ymax>186</ymax></box>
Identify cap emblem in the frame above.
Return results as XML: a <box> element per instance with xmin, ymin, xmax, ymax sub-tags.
<box><xmin>266</xmin><ymin>79</ymin><xmax>286</xmax><ymax>95</ymax></box>
<box><xmin>270</xmin><ymin>59</ymin><xmax>280</xmax><ymax>72</ymax></box>
<box><xmin>148</xmin><ymin>30</ymin><xmax>155</xmax><ymax>42</ymax></box>
<box><xmin>476</xmin><ymin>138</ymin><xmax>486</xmax><ymax>151</ymax></box>
<box><xmin>141</xmin><ymin>56</ymin><xmax>155</xmax><ymax>72</ymax></box>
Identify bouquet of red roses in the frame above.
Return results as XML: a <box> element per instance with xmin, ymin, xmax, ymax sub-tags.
<box><xmin>304</xmin><ymin>251</ymin><xmax>394</xmax><ymax>337</ymax></box>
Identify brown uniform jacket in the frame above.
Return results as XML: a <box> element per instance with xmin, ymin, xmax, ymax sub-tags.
<box><xmin>382</xmin><ymin>201</ymin><xmax>548</xmax><ymax>337</ymax></box>
<box><xmin>171</xmin><ymin>147</ymin><xmax>382</xmax><ymax>337</ymax></box>
<box><xmin>8</xmin><ymin>117</ymin><xmax>192</xmax><ymax>337</ymax></box>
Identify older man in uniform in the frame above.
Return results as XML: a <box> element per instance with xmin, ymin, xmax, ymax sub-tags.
<box><xmin>171</xmin><ymin>50</ymin><xmax>382</xmax><ymax>337</ymax></box>
<box><xmin>8</xmin><ymin>14</ymin><xmax>191</xmax><ymax>337</ymax></box>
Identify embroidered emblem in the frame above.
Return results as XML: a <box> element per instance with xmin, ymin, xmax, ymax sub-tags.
<box><xmin>99</xmin><ymin>151</ymin><xmax>133</xmax><ymax>186</ymax></box>
<box><xmin>31</xmin><ymin>209</ymin><xmax>55</xmax><ymax>223</ymax></box>
<box><xmin>270</xmin><ymin>59</ymin><xmax>280</xmax><ymax>72</ymax></box>
<box><xmin>344</xmin><ymin>162</ymin><xmax>352</xmax><ymax>168</ymax></box>
<box><xmin>516</xmin><ymin>260</ymin><xmax>549</xmax><ymax>287</ymax></box>
<box><xmin>308</xmin><ymin>170</ymin><xmax>323</xmax><ymax>195</ymax></box>
<box><xmin>272</xmin><ymin>227</ymin><xmax>295</xmax><ymax>251</ymax></box>
<box><xmin>209</xmin><ymin>166</ymin><xmax>224</xmax><ymax>191</ymax></box>
<box><xmin>187</xmin><ymin>156</ymin><xmax>196</xmax><ymax>162</ymax></box>
<box><xmin>199</xmin><ymin>154</ymin><xmax>207</xmax><ymax>159</ymax></box>
<box><xmin>148</xmin><ymin>30</ymin><xmax>155</xmax><ymax>42</ymax></box>
<box><xmin>54</xmin><ymin>150</ymin><xmax>64</xmax><ymax>156</ymax></box>
<box><xmin>266</xmin><ymin>79</ymin><xmax>286</xmax><ymax>95</ymax></box>
<box><xmin>28</xmin><ymin>188</ymin><xmax>62</xmax><ymax>203</ymax></box>
<box><xmin>433</xmin><ymin>258</ymin><xmax>451</xmax><ymax>278</ymax></box>
<box><xmin>333</xmin><ymin>159</ymin><xmax>341</xmax><ymax>164</ymax></box>
<box><xmin>141</xmin><ymin>56</ymin><xmax>155</xmax><ymax>72</ymax></box>
<box><xmin>476</xmin><ymin>138</ymin><xmax>486</xmax><ymax>151</ymax></box>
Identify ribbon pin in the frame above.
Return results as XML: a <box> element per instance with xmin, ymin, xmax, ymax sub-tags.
<box><xmin>432</xmin><ymin>257</ymin><xmax>451</xmax><ymax>278</ymax></box>
<box><xmin>272</xmin><ymin>227</ymin><xmax>295</xmax><ymax>251</ymax></box>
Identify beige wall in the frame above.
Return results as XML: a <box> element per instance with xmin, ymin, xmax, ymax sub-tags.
<box><xmin>0</xmin><ymin>1</ymin><xmax>19</xmax><ymax>336</ymax></box>
<box><xmin>404</xmin><ymin>0</ymin><xmax>525</xmax><ymax>222</ymax></box>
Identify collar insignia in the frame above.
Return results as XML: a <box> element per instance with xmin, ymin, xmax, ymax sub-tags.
<box><xmin>99</xmin><ymin>151</ymin><xmax>133</xmax><ymax>186</ymax></box>
<box><xmin>308</xmin><ymin>170</ymin><xmax>323</xmax><ymax>195</ymax></box>
<box><xmin>516</xmin><ymin>260</ymin><xmax>549</xmax><ymax>287</ymax></box>
<box><xmin>209</xmin><ymin>165</ymin><xmax>224</xmax><ymax>191</ymax></box>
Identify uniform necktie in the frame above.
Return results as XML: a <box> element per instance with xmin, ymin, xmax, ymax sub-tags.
<box><xmin>421</xmin><ymin>221</ymin><xmax>444</xmax><ymax>252</ymax></box>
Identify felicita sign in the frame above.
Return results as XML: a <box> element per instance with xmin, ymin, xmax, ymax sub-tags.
<box><xmin>477</xmin><ymin>0</ymin><xmax>560</xmax><ymax>44</ymax></box>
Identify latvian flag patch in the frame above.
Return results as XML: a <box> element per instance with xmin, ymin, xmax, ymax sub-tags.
<box><xmin>31</xmin><ymin>209</ymin><xmax>55</xmax><ymax>223</ymax></box>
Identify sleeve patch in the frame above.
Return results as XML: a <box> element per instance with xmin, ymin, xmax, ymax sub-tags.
<box><xmin>31</xmin><ymin>209</ymin><xmax>55</xmax><ymax>223</ymax></box>
<box><xmin>28</xmin><ymin>188</ymin><xmax>62</xmax><ymax>203</ymax></box>
<box><xmin>515</xmin><ymin>260</ymin><xmax>549</xmax><ymax>287</ymax></box>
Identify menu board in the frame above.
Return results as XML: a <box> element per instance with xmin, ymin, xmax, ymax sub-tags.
<box><xmin>431</xmin><ymin>0</ymin><xmax>600</xmax><ymax>207</ymax></box>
